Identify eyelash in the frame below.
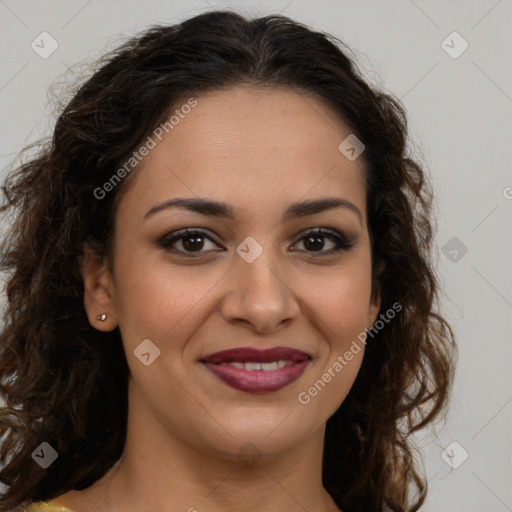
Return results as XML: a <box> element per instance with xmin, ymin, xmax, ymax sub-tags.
<box><xmin>157</xmin><ymin>228</ymin><xmax>354</xmax><ymax>258</ymax></box>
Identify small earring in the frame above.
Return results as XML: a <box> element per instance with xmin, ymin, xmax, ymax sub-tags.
<box><xmin>97</xmin><ymin>313</ymin><xmax>108</xmax><ymax>322</ymax></box>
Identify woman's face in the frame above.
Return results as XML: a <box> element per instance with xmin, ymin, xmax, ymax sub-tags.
<box><xmin>83</xmin><ymin>86</ymin><xmax>380</xmax><ymax>460</ymax></box>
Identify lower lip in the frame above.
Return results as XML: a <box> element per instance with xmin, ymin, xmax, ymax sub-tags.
<box><xmin>202</xmin><ymin>360</ymin><xmax>310</xmax><ymax>393</ymax></box>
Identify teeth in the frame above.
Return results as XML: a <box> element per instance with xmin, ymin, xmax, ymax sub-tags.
<box><xmin>222</xmin><ymin>360</ymin><xmax>294</xmax><ymax>371</ymax></box>
<box><xmin>245</xmin><ymin>362</ymin><xmax>261</xmax><ymax>371</ymax></box>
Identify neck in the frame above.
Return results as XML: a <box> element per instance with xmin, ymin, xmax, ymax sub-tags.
<box><xmin>54</xmin><ymin>379</ymin><xmax>342</xmax><ymax>512</ymax></box>
<box><xmin>95</xmin><ymin>430</ymin><xmax>339</xmax><ymax>511</ymax></box>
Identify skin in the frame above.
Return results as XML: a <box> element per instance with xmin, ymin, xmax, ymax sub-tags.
<box><xmin>51</xmin><ymin>86</ymin><xmax>380</xmax><ymax>512</ymax></box>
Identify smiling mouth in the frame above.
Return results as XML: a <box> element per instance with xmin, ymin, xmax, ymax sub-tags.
<box><xmin>216</xmin><ymin>360</ymin><xmax>295</xmax><ymax>371</ymax></box>
<box><xmin>200</xmin><ymin>347</ymin><xmax>312</xmax><ymax>393</ymax></box>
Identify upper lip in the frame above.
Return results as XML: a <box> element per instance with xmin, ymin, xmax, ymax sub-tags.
<box><xmin>200</xmin><ymin>346</ymin><xmax>312</xmax><ymax>364</ymax></box>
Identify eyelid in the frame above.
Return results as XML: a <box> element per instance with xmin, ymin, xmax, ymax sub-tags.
<box><xmin>294</xmin><ymin>226</ymin><xmax>351</xmax><ymax>243</ymax></box>
<box><xmin>290</xmin><ymin>227</ymin><xmax>354</xmax><ymax>255</ymax></box>
<box><xmin>157</xmin><ymin>228</ymin><xmax>221</xmax><ymax>252</ymax></box>
<box><xmin>157</xmin><ymin>226</ymin><xmax>354</xmax><ymax>256</ymax></box>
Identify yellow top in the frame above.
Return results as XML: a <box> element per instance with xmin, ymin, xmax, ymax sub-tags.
<box><xmin>24</xmin><ymin>502</ymin><xmax>75</xmax><ymax>512</ymax></box>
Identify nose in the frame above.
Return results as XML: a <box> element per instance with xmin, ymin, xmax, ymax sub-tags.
<box><xmin>219</xmin><ymin>249</ymin><xmax>301</xmax><ymax>334</ymax></box>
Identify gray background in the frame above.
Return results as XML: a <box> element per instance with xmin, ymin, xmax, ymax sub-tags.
<box><xmin>1</xmin><ymin>1</ymin><xmax>511</xmax><ymax>510</ymax></box>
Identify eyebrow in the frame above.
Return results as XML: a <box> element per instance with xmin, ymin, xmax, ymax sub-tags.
<box><xmin>144</xmin><ymin>197</ymin><xmax>363</xmax><ymax>225</ymax></box>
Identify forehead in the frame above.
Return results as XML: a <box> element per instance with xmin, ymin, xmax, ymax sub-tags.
<box><xmin>118</xmin><ymin>86</ymin><xmax>367</xmax><ymax>223</ymax></box>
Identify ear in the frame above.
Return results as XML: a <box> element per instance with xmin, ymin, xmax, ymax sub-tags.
<box><xmin>368</xmin><ymin>259</ymin><xmax>385</xmax><ymax>327</ymax></box>
<box><xmin>80</xmin><ymin>242</ymin><xmax>118</xmax><ymax>332</ymax></box>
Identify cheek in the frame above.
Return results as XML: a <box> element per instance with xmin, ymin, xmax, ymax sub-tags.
<box><xmin>311</xmin><ymin>260</ymin><xmax>374</xmax><ymax>336</ymax></box>
<box><xmin>111</xmin><ymin>249</ymin><xmax>231</xmax><ymax>371</ymax></box>
<box><xmin>317</xmin><ymin>280</ymin><xmax>370</xmax><ymax>376</ymax></box>
<box><xmin>110</xmin><ymin>249</ymin><xmax>183</xmax><ymax>344</ymax></box>
<box><xmin>299</xmin><ymin>274</ymin><xmax>371</xmax><ymax>419</ymax></box>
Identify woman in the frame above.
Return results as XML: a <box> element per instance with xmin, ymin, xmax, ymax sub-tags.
<box><xmin>0</xmin><ymin>10</ymin><xmax>456</xmax><ymax>512</ymax></box>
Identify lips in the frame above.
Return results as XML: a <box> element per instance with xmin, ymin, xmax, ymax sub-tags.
<box><xmin>200</xmin><ymin>347</ymin><xmax>311</xmax><ymax>393</ymax></box>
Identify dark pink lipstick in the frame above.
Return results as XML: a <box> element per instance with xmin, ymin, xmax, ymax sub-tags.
<box><xmin>200</xmin><ymin>347</ymin><xmax>311</xmax><ymax>393</ymax></box>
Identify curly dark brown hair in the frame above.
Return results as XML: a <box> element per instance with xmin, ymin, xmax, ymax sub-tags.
<box><xmin>0</xmin><ymin>10</ymin><xmax>456</xmax><ymax>512</ymax></box>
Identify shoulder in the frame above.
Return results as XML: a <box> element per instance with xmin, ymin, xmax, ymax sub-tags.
<box><xmin>22</xmin><ymin>502</ymin><xmax>75</xmax><ymax>512</ymax></box>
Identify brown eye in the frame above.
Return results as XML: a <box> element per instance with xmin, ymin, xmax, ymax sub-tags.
<box><xmin>292</xmin><ymin>229</ymin><xmax>353</xmax><ymax>256</ymax></box>
<box><xmin>180</xmin><ymin>233</ymin><xmax>206</xmax><ymax>252</ymax></box>
<box><xmin>157</xmin><ymin>229</ymin><xmax>220</xmax><ymax>255</ymax></box>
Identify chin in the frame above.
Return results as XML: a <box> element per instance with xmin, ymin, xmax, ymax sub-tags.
<box><xmin>202</xmin><ymin>408</ymin><xmax>316</xmax><ymax>457</ymax></box>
